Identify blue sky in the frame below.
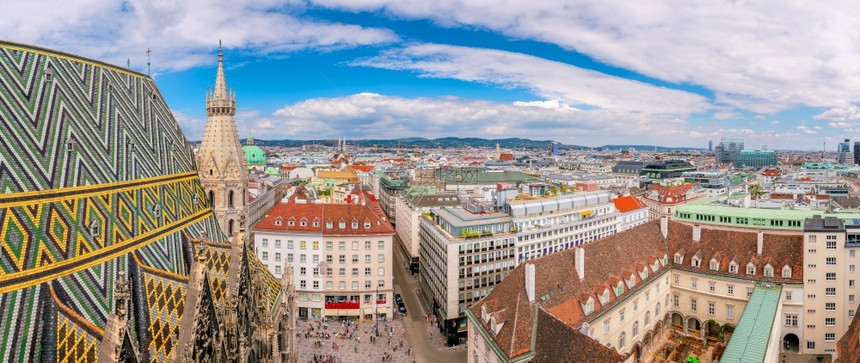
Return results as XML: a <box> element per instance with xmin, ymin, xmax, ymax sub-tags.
<box><xmin>8</xmin><ymin>1</ymin><xmax>860</xmax><ymax>150</ymax></box>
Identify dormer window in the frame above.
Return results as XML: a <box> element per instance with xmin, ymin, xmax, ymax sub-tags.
<box><xmin>365</xmin><ymin>222</ymin><xmax>371</xmax><ymax>229</ymax></box>
<box><xmin>782</xmin><ymin>265</ymin><xmax>792</xmax><ymax>279</ymax></box>
<box><xmin>746</xmin><ymin>263</ymin><xmax>756</xmax><ymax>276</ymax></box>
<box><xmin>300</xmin><ymin>218</ymin><xmax>307</xmax><ymax>227</ymax></box>
<box><xmin>152</xmin><ymin>204</ymin><xmax>161</xmax><ymax>219</ymax></box>
<box><xmin>616</xmin><ymin>282</ymin><xmax>624</xmax><ymax>296</ymax></box>
<box><xmin>710</xmin><ymin>259</ymin><xmax>719</xmax><ymax>271</ymax></box>
<box><xmin>601</xmin><ymin>290</ymin><xmax>610</xmax><ymax>305</ymax></box>
<box><xmin>764</xmin><ymin>265</ymin><xmax>774</xmax><ymax>278</ymax></box>
<box><xmin>674</xmin><ymin>253</ymin><xmax>683</xmax><ymax>264</ymax></box>
<box><xmin>339</xmin><ymin>222</ymin><xmax>346</xmax><ymax>228</ymax></box>
<box><xmin>66</xmin><ymin>138</ymin><xmax>75</xmax><ymax>152</ymax></box>
<box><xmin>352</xmin><ymin>222</ymin><xmax>359</xmax><ymax>229</ymax></box>
<box><xmin>44</xmin><ymin>66</ymin><xmax>53</xmax><ymax>82</ymax></box>
<box><xmin>313</xmin><ymin>220</ymin><xmax>320</xmax><ymax>227</ymax></box>
<box><xmin>89</xmin><ymin>220</ymin><xmax>100</xmax><ymax>238</ymax></box>
<box><xmin>662</xmin><ymin>255</ymin><xmax>668</xmax><ymax>266</ymax></box>
<box><xmin>585</xmin><ymin>298</ymin><xmax>594</xmax><ymax>315</ymax></box>
<box><xmin>628</xmin><ymin>275</ymin><xmax>636</xmax><ymax>289</ymax></box>
<box><xmin>275</xmin><ymin>217</ymin><xmax>283</xmax><ymax>226</ymax></box>
<box><xmin>729</xmin><ymin>261</ymin><xmax>738</xmax><ymax>274</ymax></box>
<box><xmin>288</xmin><ymin>219</ymin><xmax>295</xmax><ymax>226</ymax></box>
<box><xmin>326</xmin><ymin>221</ymin><xmax>333</xmax><ymax>228</ymax></box>
<box><xmin>691</xmin><ymin>257</ymin><xmax>700</xmax><ymax>268</ymax></box>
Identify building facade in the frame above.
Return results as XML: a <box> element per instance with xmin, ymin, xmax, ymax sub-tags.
<box><xmin>253</xmin><ymin>192</ymin><xmax>396</xmax><ymax>321</ymax></box>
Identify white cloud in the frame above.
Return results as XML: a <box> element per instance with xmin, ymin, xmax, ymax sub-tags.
<box><xmin>2</xmin><ymin>0</ymin><xmax>398</xmax><ymax>71</ymax></box>
<box><xmin>814</xmin><ymin>106</ymin><xmax>860</xmax><ymax>121</ymax></box>
<box><xmin>797</xmin><ymin>125</ymin><xmax>817</xmax><ymax>134</ymax></box>
<box><xmin>352</xmin><ymin>43</ymin><xmax>710</xmax><ymax>115</ymax></box>
<box><xmin>770</xmin><ymin>120</ymin><xmax>781</xmax><ymax>125</ymax></box>
<box><xmin>313</xmin><ymin>0</ymin><xmax>860</xmax><ymax>113</ymax></box>
<box><xmin>261</xmin><ymin>93</ymin><xmax>692</xmax><ymax>145</ymax></box>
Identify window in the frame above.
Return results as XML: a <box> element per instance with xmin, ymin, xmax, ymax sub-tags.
<box><xmin>339</xmin><ymin>222</ymin><xmax>346</xmax><ymax>229</ymax></box>
<box><xmin>313</xmin><ymin>255</ymin><xmax>319</xmax><ymax>264</ymax></box>
<box><xmin>339</xmin><ymin>255</ymin><xmax>346</xmax><ymax>263</ymax></box>
<box><xmin>585</xmin><ymin>299</ymin><xmax>594</xmax><ymax>315</ymax></box>
<box><xmin>378</xmin><ymin>254</ymin><xmax>385</xmax><ymax>263</ymax></box>
<box><xmin>352</xmin><ymin>241</ymin><xmax>359</xmax><ymax>250</ymax></box>
<box><xmin>326</xmin><ymin>241</ymin><xmax>332</xmax><ymax>250</ymax></box>
<box><xmin>747</xmin><ymin>288</ymin><xmax>753</xmax><ymax>297</ymax></box>
<box><xmin>655</xmin><ymin>303</ymin><xmax>661</xmax><ymax>316</ymax></box>
<box><xmin>313</xmin><ymin>281</ymin><xmax>319</xmax><ymax>289</ymax></box>
<box><xmin>338</xmin><ymin>268</ymin><xmax>345</xmax><ymax>276</ymax></box>
<box><xmin>300</xmin><ymin>254</ymin><xmax>306</xmax><ymax>263</ymax></box>
<box><xmin>288</xmin><ymin>254</ymin><xmax>293</xmax><ymax>263</ymax></box>
<box><xmin>785</xmin><ymin>314</ymin><xmax>798</xmax><ymax>326</ymax></box>
<box><xmin>365</xmin><ymin>280</ymin><xmax>371</xmax><ymax>288</ymax></box>
<box><xmin>726</xmin><ymin>305</ymin><xmax>734</xmax><ymax>319</ymax></box>
<box><xmin>691</xmin><ymin>278</ymin><xmax>697</xmax><ymax>289</ymax></box>
<box><xmin>674</xmin><ymin>274</ymin><xmax>679</xmax><ymax>284</ymax></box>
<box><xmin>826</xmin><ymin>333</ymin><xmax>835</xmax><ymax>342</ymax></box>
<box><xmin>827</xmin><ymin>257</ymin><xmax>837</xmax><ymax>265</ymax></box>
<box><xmin>728</xmin><ymin>285</ymin><xmax>734</xmax><ymax>295</ymax></box>
<box><xmin>827</xmin><ymin>241</ymin><xmax>836</xmax><ymax>250</ymax></box>
<box><xmin>827</xmin><ymin>272</ymin><xmax>836</xmax><ymax>281</ymax></box>
<box><xmin>275</xmin><ymin>265</ymin><xmax>281</xmax><ymax>274</ymax></box>
<box><xmin>365</xmin><ymin>241</ymin><xmax>371</xmax><ymax>250</ymax></box>
<box><xmin>619</xmin><ymin>309</ymin><xmax>625</xmax><ymax>322</ymax></box>
<box><xmin>275</xmin><ymin>253</ymin><xmax>281</xmax><ymax>262</ymax></box>
<box><xmin>365</xmin><ymin>267</ymin><xmax>371</xmax><ymax>276</ymax></box>
<box><xmin>853</xmin><ymin>250</ymin><xmax>857</xmax><ymax>258</ymax></box>
<box><xmin>352</xmin><ymin>255</ymin><xmax>359</xmax><ymax>263</ymax></box>
<box><xmin>378</xmin><ymin>241</ymin><xmax>385</xmax><ymax>249</ymax></box>
<box><xmin>852</xmin><ymin>265</ymin><xmax>856</xmax><ymax>273</ymax></box>
<box><xmin>300</xmin><ymin>267</ymin><xmax>306</xmax><ymax>276</ymax></box>
<box><xmin>826</xmin><ymin>287</ymin><xmax>836</xmax><ymax>296</ymax></box>
<box><xmin>826</xmin><ymin>302</ymin><xmax>836</xmax><ymax>311</ymax></box>
<box><xmin>326</xmin><ymin>255</ymin><xmax>333</xmax><ymax>263</ymax></box>
<box><xmin>339</xmin><ymin>242</ymin><xmax>346</xmax><ymax>250</ymax></box>
<box><xmin>352</xmin><ymin>281</ymin><xmax>359</xmax><ymax>290</ymax></box>
<box><xmin>826</xmin><ymin>318</ymin><xmax>836</xmax><ymax>326</ymax></box>
<box><xmin>782</xmin><ymin>266</ymin><xmax>792</xmax><ymax>279</ymax></box>
<box><xmin>352</xmin><ymin>268</ymin><xmax>358</xmax><ymax>276</ymax></box>
<box><xmin>708</xmin><ymin>302</ymin><xmax>715</xmax><ymax>316</ymax></box>
<box><xmin>710</xmin><ymin>260</ymin><xmax>719</xmax><ymax>271</ymax></box>
<box><xmin>262</xmin><ymin>252</ymin><xmax>268</xmax><ymax>260</ymax></box>
<box><xmin>633</xmin><ymin>321</ymin><xmax>639</xmax><ymax>337</ymax></box>
<box><xmin>807</xmin><ymin>341</ymin><xmax>815</xmax><ymax>350</ymax></box>
<box><xmin>604</xmin><ymin>319</ymin><xmax>611</xmax><ymax>333</ymax></box>
<box><xmin>378</xmin><ymin>280</ymin><xmax>384</xmax><ymax>288</ymax></box>
<box><xmin>378</xmin><ymin>267</ymin><xmax>385</xmax><ymax>276</ymax></box>
<box><xmin>352</xmin><ymin>222</ymin><xmax>359</xmax><ymax>229</ymax></box>
<box><xmin>300</xmin><ymin>241</ymin><xmax>306</xmax><ymax>250</ymax></box>
<box><xmin>300</xmin><ymin>280</ymin><xmax>306</xmax><ymax>289</ymax></box>
<box><xmin>644</xmin><ymin>312</ymin><xmax>650</xmax><ymax>325</ymax></box>
<box><xmin>313</xmin><ymin>241</ymin><xmax>319</xmax><ymax>250</ymax></box>
<box><xmin>288</xmin><ymin>240</ymin><xmax>294</xmax><ymax>249</ymax></box>
<box><xmin>691</xmin><ymin>298</ymin><xmax>697</xmax><ymax>311</ymax></box>
<box><xmin>618</xmin><ymin>332</ymin><xmax>626</xmax><ymax>349</ymax></box>
<box><xmin>326</xmin><ymin>281</ymin><xmax>332</xmax><ymax>289</ymax></box>
<box><xmin>764</xmin><ymin>266</ymin><xmax>773</xmax><ymax>278</ymax></box>
<box><xmin>339</xmin><ymin>282</ymin><xmax>346</xmax><ymax>290</ymax></box>
<box><xmin>729</xmin><ymin>263</ymin><xmax>738</xmax><ymax>274</ymax></box>
<box><xmin>275</xmin><ymin>240</ymin><xmax>281</xmax><ymax>248</ymax></box>
<box><xmin>786</xmin><ymin>291</ymin><xmax>792</xmax><ymax>301</ymax></box>
<box><xmin>633</xmin><ymin>299</ymin><xmax>638</xmax><ymax>311</ymax></box>
<box><xmin>746</xmin><ymin>264</ymin><xmax>756</xmax><ymax>275</ymax></box>
<box><xmin>692</xmin><ymin>258</ymin><xmax>700</xmax><ymax>268</ymax></box>
<box><xmin>326</xmin><ymin>267</ymin><xmax>332</xmax><ymax>276</ymax></box>
<box><xmin>709</xmin><ymin>282</ymin><xmax>716</xmax><ymax>292</ymax></box>
<box><xmin>673</xmin><ymin>294</ymin><xmax>679</xmax><ymax>307</ymax></box>
<box><xmin>852</xmin><ymin>280</ymin><xmax>856</xmax><ymax>287</ymax></box>
<box><xmin>262</xmin><ymin>239</ymin><xmax>269</xmax><ymax>247</ymax></box>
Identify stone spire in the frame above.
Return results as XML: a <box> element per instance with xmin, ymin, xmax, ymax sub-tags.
<box><xmin>198</xmin><ymin>41</ymin><xmax>247</xmax><ymax>239</ymax></box>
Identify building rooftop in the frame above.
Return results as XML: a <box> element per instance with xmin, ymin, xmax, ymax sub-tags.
<box><xmin>721</xmin><ymin>285</ymin><xmax>783</xmax><ymax>362</ymax></box>
<box><xmin>433</xmin><ymin>207</ymin><xmax>512</xmax><ymax>228</ymax></box>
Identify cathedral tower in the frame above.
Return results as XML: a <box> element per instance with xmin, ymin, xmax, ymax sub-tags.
<box><xmin>198</xmin><ymin>42</ymin><xmax>248</xmax><ymax>238</ymax></box>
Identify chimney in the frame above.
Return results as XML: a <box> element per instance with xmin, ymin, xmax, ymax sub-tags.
<box><xmin>660</xmin><ymin>217</ymin><xmax>668</xmax><ymax>239</ymax></box>
<box><xmin>757</xmin><ymin>231</ymin><xmax>763</xmax><ymax>256</ymax></box>
<box><xmin>692</xmin><ymin>225</ymin><xmax>701</xmax><ymax>242</ymax></box>
<box><xmin>525</xmin><ymin>262</ymin><xmax>536</xmax><ymax>303</ymax></box>
<box><xmin>575</xmin><ymin>247</ymin><xmax>585</xmax><ymax>282</ymax></box>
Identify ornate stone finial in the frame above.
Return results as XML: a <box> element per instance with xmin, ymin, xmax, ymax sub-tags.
<box><xmin>195</xmin><ymin>247</ymin><xmax>208</xmax><ymax>263</ymax></box>
<box><xmin>115</xmin><ymin>270</ymin><xmax>130</xmax><ymax>319</ymax></box>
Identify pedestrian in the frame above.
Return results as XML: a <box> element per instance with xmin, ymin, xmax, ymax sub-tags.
<box><xmin>354</xmin><ymin>343</ymin><xmax>358</xmax><ymax>353</ymax></box>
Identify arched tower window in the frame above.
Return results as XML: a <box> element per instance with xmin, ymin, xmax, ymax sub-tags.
<box><xmin>228</xmin><ymin>190</ymin><xmax>234</xmax><ymax>208</ymax></box>
<box><xmin>209</xmin><ymin>169</ymin><xmax>213</xmax><ymax>176</ymax></box>
<box><xmin>208</xmin><ymin>191</ymin><xmax>215</xmax><ymax>205</ymax></box>
<box><xmin>228</xmin><ymin>219</ymin><xmax>234</xmax><ymax>237</ymax></box>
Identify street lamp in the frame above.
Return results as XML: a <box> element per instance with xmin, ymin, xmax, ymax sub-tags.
<box><xmin>375</xmin><ymin>285</ymin><xmax>379</xmax><ymax>337</ymax></box>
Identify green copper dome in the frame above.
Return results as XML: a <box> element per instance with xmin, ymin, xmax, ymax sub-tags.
<box><xmin>243</xmin><ymin>135</ymin><xmax>266</xmax><ymax>165</ymax></box>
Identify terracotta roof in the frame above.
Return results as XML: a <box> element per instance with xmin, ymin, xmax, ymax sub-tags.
<box><xmin>471</xmin><ymin>219</ymin><xmax>805</xmax><ymax>360</ymax></box>
<box><xmin>316</xmin><ymin>169</ymin><xmax>358</xmax><ymax>180</ymax></box>
<box><xmin>349</xmin><ymin>165</ymin><xmax>375</xmax><ymax>173</ymax></box>
<box><xmin>533</xmin><ymin>308</ymin><xmax>625</xmax><ymax>363</ymax></box>
<box><xmin>644</xmin><ymin>182</ymin><xmax>701</xmax><ymax>205</ymax></box>
<box><xmin>666</xmin><ymin>223</ymin><xmax>803</xmax><ymax>283</ymax></box>
<box><xmin>280</xmin><ymin>165</ymin><xmax>297</xmax><ymax>171</ymax></box>
<box><xmin>253</xmin><ymin>201</ymin><xmax>394</xmax><ymax>236</ymax></box>
<box><xmin>836</xmin><ymin>301</ymin><xmax>860</xmax><ymax>362</ymax></box>
<box><xmin>613</xmin><ymin>195</ymin><xmax>647</xmax><ymax>213</ymax></box>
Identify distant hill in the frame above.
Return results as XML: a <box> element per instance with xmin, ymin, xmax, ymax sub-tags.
<box><xmin>234</xmin><ymin>137</ymin><xmax>589</xmax><ymax>150</ymax></box>
<box><xmin>599</xmin><ymin>144</ymin><xmax>705</xmax><ymax>152</ymax></box>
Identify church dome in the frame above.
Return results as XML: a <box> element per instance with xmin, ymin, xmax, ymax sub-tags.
<box><xmin>243</xmin><ymin>135</ymin><xmax>267</xmax><ymax>165</ymax></box>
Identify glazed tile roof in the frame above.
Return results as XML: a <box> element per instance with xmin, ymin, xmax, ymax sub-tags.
<box><xmin>471</xmin><ymin>219</ymin><xmax>805</xmax><ymax>361</ymax></box>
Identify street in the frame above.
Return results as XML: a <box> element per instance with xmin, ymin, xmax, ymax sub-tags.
<box><xmin>392</xmin><ymin>244</ymin><xmax>468</xmax><ymax>363</ymax></box>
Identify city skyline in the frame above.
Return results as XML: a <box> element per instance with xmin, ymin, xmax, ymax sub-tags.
<box><xmin>8</xmin><ymin>1</ymin><xmax>860</xmax><ymax>150</ymax></box>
